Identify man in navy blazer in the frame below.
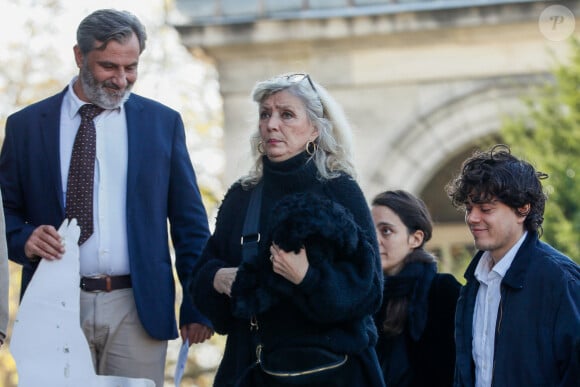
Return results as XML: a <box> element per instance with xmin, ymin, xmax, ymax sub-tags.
<box><xmin>0</xmin><ymin>9</ymin><xmax>212</xmax><ymax>385</ymax></box>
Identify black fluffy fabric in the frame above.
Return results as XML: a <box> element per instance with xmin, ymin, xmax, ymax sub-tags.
<box><xmin>232</xmin><ymin>192</ymin><xmax>364</xmax><ymax>318</ymax></box>
<box><xmin>271</xmin><ymin>191</ymin><xmax>360</xmax><ymax>257</ymax></box>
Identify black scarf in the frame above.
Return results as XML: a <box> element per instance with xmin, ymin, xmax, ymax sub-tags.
<box><xmin>375</xmin><ymin>252</ymin><xmax>437</xmax><ymax>386</ymax></box>
<box><xmin>381</xmin><ymin>252</ymin><xmax>437</xmax><ymax>340</ymax></box>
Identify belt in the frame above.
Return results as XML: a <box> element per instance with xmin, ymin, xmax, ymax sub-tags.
<box><xmin>80</xmin><ymin>275</ymin><xmax>132</xmax><ymax>292</ymax></box>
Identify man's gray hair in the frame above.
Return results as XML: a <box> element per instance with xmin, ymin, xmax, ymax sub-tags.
<box><xmin>76</xmin><ymin>9</ymin><xmax>147</xmax><ymax>55</ymax></box>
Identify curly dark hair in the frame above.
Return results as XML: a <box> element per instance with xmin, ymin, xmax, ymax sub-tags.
<box><xmin>445</xmin><ymin>144</ymin><xmax>548</xmax><ymax>234</ymax></box>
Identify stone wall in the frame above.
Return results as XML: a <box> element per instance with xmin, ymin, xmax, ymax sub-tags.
<box><xmin>173</xmin><ymin>0</ymin><xmax>580</xmax><ymax>255</ymax></box>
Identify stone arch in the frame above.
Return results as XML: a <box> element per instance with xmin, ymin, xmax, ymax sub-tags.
<box><xmin>364</xmin><ymin>74</ymin><xmax>549</xmax><ymax>269</ymax></box>
<box><xmin>365</xmin><ymin>74</ymin><xmax>548</xmax><ymax>198</ymax></box>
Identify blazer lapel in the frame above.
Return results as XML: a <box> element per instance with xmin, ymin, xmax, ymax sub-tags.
<box><xmin>41</xmin><ymin>90</ymin><xmax>67</xmax><ymax>215</ymax></box>
<box><xmin>124</xmin><ymin>96</ymin><xmax>144</xmax><ymax>200</ymax></box>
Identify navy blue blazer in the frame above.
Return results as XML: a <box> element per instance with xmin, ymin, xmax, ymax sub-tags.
<box><xmin>0</xmin><ymin>88</ymin><xmax>211</xmax><ymax>340</ymax></box>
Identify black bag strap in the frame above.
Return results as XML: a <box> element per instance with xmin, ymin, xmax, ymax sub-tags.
<box><xmin>234</xmin><ymin>181</ymin><xmax>264</xmax><ymax>387</ymax></box>
<box><xmin>240</xmin><ymin>181</ymin><xmax>263</xmax><ymax>334</ymax></box>
<box><xmin>241</xmin><ymin>181</ymin><xmax>263</xmax><ymax>263</ymax></box>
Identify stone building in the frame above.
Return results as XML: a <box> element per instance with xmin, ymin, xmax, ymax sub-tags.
<box><xmin>170</xmin><ymin>0</ymin><xmax>579</xmax><ymax>268</ymax></box>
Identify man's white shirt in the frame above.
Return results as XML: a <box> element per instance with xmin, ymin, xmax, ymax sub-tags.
<box><xmin>60</xmin><ymin>78</ymin><xmax>130</xmax><ymax>276</ymax></box>
<box><xmin>472</xmin><ymin>231</ymin><xmax>527</xmax><ymax>387</ymax></box>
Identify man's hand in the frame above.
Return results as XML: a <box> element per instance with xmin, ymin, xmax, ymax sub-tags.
<box><xmin>24</xmin><ymin>225</ymin><xmax>64</xmax><ymax>261</ymax></box>
<box><xmin>180</xmin><ymin>323</ymin><xmax>214</xmax><ymax>346</ymax></box>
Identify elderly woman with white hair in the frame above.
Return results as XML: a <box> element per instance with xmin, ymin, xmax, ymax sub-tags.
<box><xmin>190</xmin><ymin>73</ymin><xmax>384</xmax><ymax>386</ymax></box>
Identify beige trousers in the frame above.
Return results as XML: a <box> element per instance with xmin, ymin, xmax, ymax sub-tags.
<box><xmin>80</xmin><ymin>288</ymin><xmax>167</xmax><ymax>386</ymax></box>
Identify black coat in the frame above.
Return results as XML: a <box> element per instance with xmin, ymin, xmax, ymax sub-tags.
<box><xmin>375</xmin><ymin>259</ymin><xmax>461</xmax><ymax>387</ymax></box>
<box><xmin>190</xmin><ymin>153</ymin><xmax>384</xmax><ymax>386</ymax></box>
<box><xmin>454</xmin><ymin>232</ymin><xmax>580</xmax><ymax>386</ymax></box>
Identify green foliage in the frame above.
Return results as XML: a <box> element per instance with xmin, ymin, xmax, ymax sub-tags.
<box><xmin>501</xmin><ymin>38</ymin><xmax>580</xmax><ymax>262</ymax></box>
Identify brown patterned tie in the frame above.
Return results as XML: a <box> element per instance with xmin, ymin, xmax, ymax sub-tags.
<box><xmin>65</xmin><ymin>104</ymin><xmax>103</xmax><ymax>245</ymax></box>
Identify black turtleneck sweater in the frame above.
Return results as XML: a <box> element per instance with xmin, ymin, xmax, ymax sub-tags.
<box><xmin>190</xmin><ymin>152</ymin><xmax>382</xmax><ymax>386</ymax></box>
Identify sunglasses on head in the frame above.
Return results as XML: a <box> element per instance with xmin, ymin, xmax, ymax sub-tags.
<box><xmin>282</xmin><ymin>73</ymin><xmax>323</xmax><ymax>112</ymax></box>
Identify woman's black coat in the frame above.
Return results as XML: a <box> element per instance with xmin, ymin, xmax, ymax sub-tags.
<box><xmin>375</xmin><ymin>258</ymin><xmax>461</xmax><ymax>387</ymax></box>
<box><xmin>190</xmin><ymin>153</ymin><xmax>384</xmax><ymax>386</ymax></box>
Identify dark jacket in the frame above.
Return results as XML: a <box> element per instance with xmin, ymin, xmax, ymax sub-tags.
<box><xmin>190</xmin><ymin>153</ymin><xmax>384</xmax><ymax>386</ymax></box>
<box><xmin>454</xmin><ymin>232</ymin><xmax>580</xmax><ymax>387</ymax></box>
<box><xmin>0</xmin><ymin>89</ymin><xmax>210</xmax><ymax>340</ymax></box>
<box><xmin>374</xmin><ymin>258</ymin><xmax>461</xmax><ymax>387</ymax></box>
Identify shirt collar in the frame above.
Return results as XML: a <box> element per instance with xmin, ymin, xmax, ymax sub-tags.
<box><xmin>493</xmin><ymin>231</ymin><xmax>527</xmax><ymax>277</ymax></box>
<box><xmin>64</xmin><ymin>77</ymin><xmax>86</xmax><ymax>119</ymax></box>
<box><xmin>474</xmin><ymin>231</ymin><xmax>528</xmax><ymax>281</ymax></box>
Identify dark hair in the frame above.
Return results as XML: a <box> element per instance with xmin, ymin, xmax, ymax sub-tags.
<box><xmin>445</xmin><ymin>144</ymin><xmax>548</xmax><ymax>234</ymax></box>
<box><xmin>372</xmin><ymin>190</ymin><xmax>433</xmax><ymax>249</ymax></box>
<box><xmin>77</xmin><ymin>9</ymin><xmax>147</xmax><ymax>55</ymax></box>
<box><xmin>372</xmin><ymin>190</ymin><xmax>435</xmax><ymax>336</ymax></box>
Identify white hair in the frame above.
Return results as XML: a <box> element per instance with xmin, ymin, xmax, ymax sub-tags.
<box><xmin>241</xmin><ymin>73</ymin><xmax>356</xmax><ymax>188</ymax></box>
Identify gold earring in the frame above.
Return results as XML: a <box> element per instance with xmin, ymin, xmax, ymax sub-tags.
<box><xmin>305</xmin><ymin>141</ymin><xmax>317</xmax><ymax>155</ymax></box>
<box><xmin>257</xmin><ymin>141</ymin><xmax>265</xmax><ymax>154</ymax></box>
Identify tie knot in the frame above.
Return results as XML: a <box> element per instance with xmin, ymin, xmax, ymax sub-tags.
<box><xmin>79</xmin><ymin>104</ymin><xmax>104</xmax><ymax>120</ymax></box>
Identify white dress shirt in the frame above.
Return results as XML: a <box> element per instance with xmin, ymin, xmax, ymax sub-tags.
<box><xmin>472</xmin><ymin>231</ymin><xmax>527</xmax><ymax>387</ymax></box>
<box><xmin>60</xmin><ymin>78</ymin><xmax>130</xmax><ymax>276</ymax></box>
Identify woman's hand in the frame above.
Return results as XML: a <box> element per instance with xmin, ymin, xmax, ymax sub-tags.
<box><xmin>270</xmin><ymin>243</ymin><xmax>309</xmax><ymax>285</ymax></box>
<box><xmin>213</xmin><ymin>267</ymin><xmax>238</xmax><ymax>297</ymax></box>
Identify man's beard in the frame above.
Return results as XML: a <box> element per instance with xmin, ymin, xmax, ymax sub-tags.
<box><xmin>79</xmin><ymin>66</ymin><xmax>133</xmax><ymax>109</ymax></box>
